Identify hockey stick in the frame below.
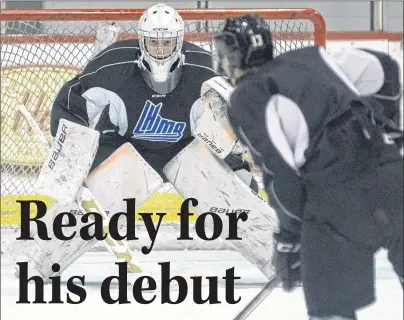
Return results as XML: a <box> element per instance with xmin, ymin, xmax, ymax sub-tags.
<box><xmin>242</xmin><ymin>148</ymin><xmax>269</xmax><ymax>203</ymax></box>
<box><xmin>233</xmin><ymin>275</ymin><xmax>281</xmax><ymax>320</ymax></box>
<box><xmin>2</xmin><ymin>78</ymin><xmax>144</xmax><ymax>276</ymax></box>
<box><xmin>230</xmin><ymin>149</ymin><xmax>281</xmax><ymax>319</ymax></box>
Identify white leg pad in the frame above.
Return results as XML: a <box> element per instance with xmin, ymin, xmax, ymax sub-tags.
<box><xmin>34</xmin><ymin>119</ymin><xmax>100</xmax><ymax>205</ymax></box>
<box><xmin>85</xmin><ymin>143</ymin><xmax>164</xmax><ymax>215</ymax></box>
<box><xmin>2</xmin><ymin>201</ymin><xmax>97</xmax><ymax>280</ymax></box>
<box><xmin>163</xmin><ymin>140</ymin><xmax>279</xmax><ymax>279</ymax></box>
<box><xmin>3</xmin><ymin>143</ymin><xmax>164</xmax><ymax>279</ymax></box>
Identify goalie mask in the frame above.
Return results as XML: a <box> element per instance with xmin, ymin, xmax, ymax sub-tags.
<box><xmin>138</xmin><ymin>3</ymin><xmax>185</xmax><ymax>94</ymax></box>
<box><xmin>213</xmin><ymin>14</ymin><xmax>273</xmax><ymax>84</ymax></box>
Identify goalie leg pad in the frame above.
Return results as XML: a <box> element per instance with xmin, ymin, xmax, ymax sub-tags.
<box><xmin>85</xmin><ymin>142</ymin><xmax>164</xmax><ymax>215</ymax></box>
<box><xmin>163</xmin><ymin>140</ymin><xmax>279</xmax><ymax>279</ymax></box>
<box><xmin>1</xmin><ymin>201</ymin><xmax>97</xmax><ymax>280</ymax></box>
<box><xmin>5</xmin><ymin>143</ymin><xmax>164</xmax><ymax>279</ymax></box>
<box><xmin>34</xmin><ymin>119</ymin><xmax>100</xmax><ymax>205</ymax></box>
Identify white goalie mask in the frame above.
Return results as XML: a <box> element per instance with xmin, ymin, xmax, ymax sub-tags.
<box><xmin>138</xmin><ymin>3</ymin><xmax>185</xmax><ymax>94</ymax></box>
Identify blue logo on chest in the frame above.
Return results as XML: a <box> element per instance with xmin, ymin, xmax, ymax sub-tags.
<box><xmin>132</xmin><ymin>100</ymin><xmax>186</xmax><ymax>142</ymax></box>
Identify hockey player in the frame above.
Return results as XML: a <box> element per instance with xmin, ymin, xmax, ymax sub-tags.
<box><xmin>50</xmin><ymin>3</ymin><xmax>216</xmax><ymax>174</ymax></box>
<box><xmin>211</xmin><ymin>14</ymin><xmax>403</xmax><ymax>320</ymax></box>
<box><xmin>3</xmin><ymin>3</ymin><xmax>263</xmax><ymax>281</ymax></box>
<box><xmin>50</xmin><ymin>2</ymin><xmax>252</xmax><ymax>185</ymax></box>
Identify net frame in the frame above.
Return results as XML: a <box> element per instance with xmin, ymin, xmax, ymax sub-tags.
<box><xmin>1</xmin><ymin>8</ymin><xmax>326</xmax><ymax>43</ymax></box>
<box><xmin>0</xmin><ymin>8</ymin><xmax>326</xmax><ymax>250</ymax></box>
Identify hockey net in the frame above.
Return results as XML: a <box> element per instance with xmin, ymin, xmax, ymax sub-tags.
<box><xmin>0</xmin><ymin>8</ymin><xmax>326</xmax><ymax>250</ymax></box>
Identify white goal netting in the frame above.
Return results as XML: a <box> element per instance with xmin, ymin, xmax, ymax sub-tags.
<box><xmin>0</xmin><ymin>8</ymin><xmax>326</xmax><ymax>250</ymax></box>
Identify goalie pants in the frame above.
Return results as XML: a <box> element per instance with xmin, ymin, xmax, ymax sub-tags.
<box><xmin>300</xmin><ymin>159</ymin><xmax>403</xmax><ymax>318</ymax></box>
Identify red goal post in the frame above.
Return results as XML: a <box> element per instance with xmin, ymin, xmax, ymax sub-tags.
<box><xmin>1</xmin><ymin>8</ymin><xmax>326</xmax><ymax>45</ymax></box>
<box><xmin>0</xmin><ymin>8</ymin><xmax>326</xmax><ymax>250</ymax></box>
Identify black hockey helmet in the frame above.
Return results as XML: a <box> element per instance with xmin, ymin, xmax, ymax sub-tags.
<box><xmin>213</xmin><ymin>14</ymin><xmax>274</xmax><ymax>70</ymax></box>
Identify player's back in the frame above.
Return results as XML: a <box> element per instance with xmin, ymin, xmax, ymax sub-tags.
<box><xmin>230</xmin><ymin>46</ymin><xmax>400</xmax><ymax>183</ymax></box>
<box><xmin>254</xmin><ymin>46</ymin><xmax>360</xmax><ymax>130</ymax></box>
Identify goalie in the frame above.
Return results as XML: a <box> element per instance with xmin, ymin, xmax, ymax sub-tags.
<box><xmin>4</xmin><ymin>3</ymin><xmax>276</xmax><ymax>282</ymax></box>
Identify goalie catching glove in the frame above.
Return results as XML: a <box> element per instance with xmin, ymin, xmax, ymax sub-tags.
<box><xmin>191</xmin><ymin>76</ymin><xmax>238</xmax><ymax>159</ymax></box>
<box><xmin>190</xmin><ymin>76</ymin><xmax>257</xmax><ymax>187</ymax></box>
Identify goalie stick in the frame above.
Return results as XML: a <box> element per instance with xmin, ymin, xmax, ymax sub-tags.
<box><xmin>11</xmin><ymin>90</ymin><xmax>143</xmax><ymax>277</ymax></box>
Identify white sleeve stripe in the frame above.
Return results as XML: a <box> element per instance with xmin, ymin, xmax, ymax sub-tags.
<box><xmin>67</xmin><ymin>58</ymin><xmax>138</xmax><ymax>126</ymax></box>
<box><xmin>184</xmin><ymin>50</ymin><xmax>213</xmax><ymax>57</ymax></box>
<box><xmin>81</xmin><ymin>87</ymin><xmax>129</xmax><ymax>136</ymax></box>
<box><xmin>265</xmin><ymin>101</ymin><xmax>298</xmax><ymax>172</ymax></box>
<box><xmin>265</xmin><ymin>94</ymin><xmax>309</xmax><ymax>173</ymax></box>
<box><xmin>318</xmin><ymin>47</ymin><xmax>360</xmax><ymax>96</ymax></box>
<box><xmin>269</xmin><ymin>181</ymin><xmax>302</xmax><ymax>222</ymax></box>
<box><xmin>330</xmin><ymin>48</ymin><xmax>385</xmax><ymax>96</ymax></box>
<box><xmin>67</xmin><ymin>82</ymin><xmax>80</xmax><ymax>110</ymax></box>
<box><xmin>67</xmin><ymin>82</ymin><xmax>88</xmax><ymax>126</ymax></box>
<box><xmin>184</xmin><ymin>62</ymin><xmax>217</xmax><ymax>74</ymax></box>
<box><xmin>78</xmin><ymin>60</ymin><xmax>139</xmax><ymax>80</ymax></box>
<box><xmin>374</xmin><ymin>90</ymin><xmax>403</xmax><ymax>101</ymax></box>
<box><xmin>90</xmin><ymin>46</ymin><xmax>139</xmax><ymax>62</ymax></box>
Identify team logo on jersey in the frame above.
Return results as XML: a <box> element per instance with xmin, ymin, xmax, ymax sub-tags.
<box><xmin>132</xmin><ymin>100</ymin><xmax>186</xmax><ymax>142</ymax></box>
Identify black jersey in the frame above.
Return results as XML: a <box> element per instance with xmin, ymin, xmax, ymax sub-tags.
<box><xmin>227</xmin><ymin>46</ymin><xmax>402</xmax><ymax>225</ymax></box>
<box><xmin>51</xmin><ymin>39</ymin><xmax>216</xmax><ymax>172</ymax></box>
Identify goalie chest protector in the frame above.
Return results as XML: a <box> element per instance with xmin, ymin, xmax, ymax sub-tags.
<box><xmin>51</xmin><ymin>39</ymin><xmax>216</xmax><ymax>173</ymax></box>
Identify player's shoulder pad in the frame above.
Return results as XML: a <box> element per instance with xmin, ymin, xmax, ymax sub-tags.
<box><xmin>201</xmin><ymin>76</ymin><xmax>234</xmax><ymax>103</ymax></box>
<box><xmin>329</xmin><ymin>47</ymin><xmax>386</xmax><ymax>96</ymax></box>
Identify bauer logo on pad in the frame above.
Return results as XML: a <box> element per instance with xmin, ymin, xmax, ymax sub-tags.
<box><xmin>132</xmin><ymin>100</ymin><xmax>186</xmax><ymax>142</ymax></box>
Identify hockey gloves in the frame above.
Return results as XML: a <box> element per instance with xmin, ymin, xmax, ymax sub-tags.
<box><xmin>272</xmin><ymin>229</ymin><xmax>301</xmax><ymax>291</ymax></box>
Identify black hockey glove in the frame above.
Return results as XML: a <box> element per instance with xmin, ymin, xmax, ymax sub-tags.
<box><xmin>272</xmin><ymin>229</ymin><xmax>301</xmax><ymax>292</ymax></box>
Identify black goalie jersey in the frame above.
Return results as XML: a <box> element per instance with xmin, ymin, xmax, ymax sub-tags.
<box><xmin>51</xmin><ymin>39</ymin><xmax>216</xmax><ymax>173</ymax></box>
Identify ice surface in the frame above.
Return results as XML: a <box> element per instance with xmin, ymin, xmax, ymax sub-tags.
<box><xmin>1</xmin><ymin>250</ymin><xmax>402</xmax><ymax>320</ymax></box>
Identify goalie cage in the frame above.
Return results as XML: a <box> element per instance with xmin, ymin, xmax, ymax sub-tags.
<box><xmin>0</xmin><ymin>8</ymin><xmax>326</xmax><ymax>251</ymax></box>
